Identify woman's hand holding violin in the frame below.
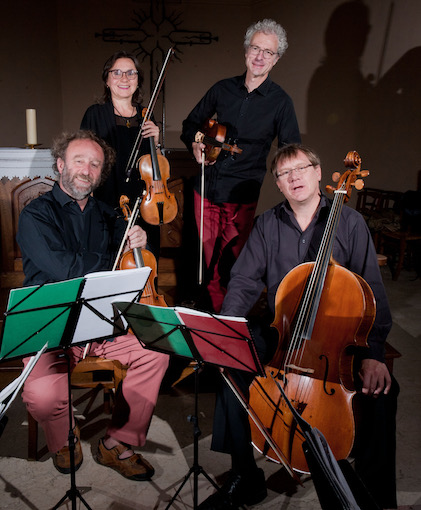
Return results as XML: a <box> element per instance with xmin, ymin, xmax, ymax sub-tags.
<box><xmin>141</xmin><ymin>120</ymin><xmax>160</xmax><ymax>147</ymax></box>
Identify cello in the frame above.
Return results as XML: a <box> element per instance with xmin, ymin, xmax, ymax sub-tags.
<box><xmin>248</xmin><ymin>151</ymin><xmax>375</xmax><ymax>474</ymax></box>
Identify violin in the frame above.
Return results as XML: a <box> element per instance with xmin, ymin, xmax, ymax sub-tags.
<box><xmin>138</xmin><ymin>136</ymin><xmax>178</xmax><ymax>226</ymax></box>
<box><xmin>125</xmin><ymin>48</ymin><xmax>174</xmax><ymax>180</ymax></box>
<box><xmin>195</xmin><ymin>119</ymin><xmax>242</xmax><ymax>163</ymax></box>
<box><xmin>118</xmin><ymin>195</ymin><xmax>167</xmax><ymax>307</ymax></box>
<box><xmin>248</xmin><ymin>152</ymin><xmax>374</xmax><ymax>473</ymax></box>
<box><xmin>195</xmin><ymin>119</ymin><xmax>242</xmax><ymax>283</ymax></box>
<box><xmin>126</xmin><ymin>49</ymin><xmax>178</xmax><ymax>226</ymax></box>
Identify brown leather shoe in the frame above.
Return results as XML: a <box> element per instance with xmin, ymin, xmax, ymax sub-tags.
<box><xmin>53</xmin><ymin>424</ymin><xmax>83</xmax><ymax>474</ymax></box>
<box><xmin>95</xmin><ymin>438</ymin><xmax>154</xmax><ymax>481</ymax></box>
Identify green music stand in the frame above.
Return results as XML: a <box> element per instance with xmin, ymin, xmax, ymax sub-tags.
<box><xmin>0</xmin><ymin>267</ymin><xmax>151</xmax><ymax>509</ymax></box>
<box><xmin>0</xmin><ymin>267</ymin><xmax>151</xmax><ymax>361</ymax></box>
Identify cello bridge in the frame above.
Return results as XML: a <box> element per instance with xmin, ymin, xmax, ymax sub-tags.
<box><xmin>285</xmin><ymin>364</ymin><xmax>315</xmax><ymax>375</ymax></box>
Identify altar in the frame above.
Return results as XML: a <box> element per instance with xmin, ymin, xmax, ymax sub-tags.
<box><xmin>0</xmin><ymin>148</ymin><xmax>55</xmax><ymax>180</ymax></box>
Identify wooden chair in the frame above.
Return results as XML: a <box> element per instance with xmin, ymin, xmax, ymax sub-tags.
<box><xmin>379</xmin><ymin>191</ymin><xmax>421</xmax><ymax>280</ymax></box>
<box><xmin>380</xmin><ymin>225</ymin><xmax>421</xmax><ymax>280</ymax></box>
<box><xmin>159</xmin><ymin>177</ymin><xmax>184</xmax><ymax>291</ymax></box>
<box><xmin>355</xmin><ymin>187</ymin><xmax>402</xmax><ymax>250</ymax></box>
<box><xmin>0</xmin><ymin>176</ymin><xmax>56</xmax><ymax>312</ymax></box>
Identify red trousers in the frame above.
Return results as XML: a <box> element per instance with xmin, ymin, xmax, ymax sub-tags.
<box><xmin>22</xmin><ymin>333</ymin><xmax>169</xmax><ymax>452</ymax></box>
<box><xmin>194</xmin><ymin>190</ymin><xmax>257</xmax><ymax>312</ymax></box>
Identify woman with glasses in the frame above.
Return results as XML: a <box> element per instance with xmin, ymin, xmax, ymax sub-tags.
<box><xmin>81</xmin><ymin>51</ymin><xmax>161</xmax><ymax>255</ymax></box>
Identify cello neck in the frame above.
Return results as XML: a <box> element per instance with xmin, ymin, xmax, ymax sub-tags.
<box><xmin>314</xmin><ymin>187</ymin><xmax>347</xmax><ymax>280</ymax></box>
<box><xmin>295</xmin><ymin>187</ymin><xmax>347</xmax><ymax>342</ymax></box>
<box><xmin>306</xmin><ymin>152</ymin><xmax>366</xmax><ymax>327</ymax></box>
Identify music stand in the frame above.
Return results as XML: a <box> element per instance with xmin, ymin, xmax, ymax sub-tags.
<box><xmin>268</xmin><ymin>373</ymin><xmax>381</xmax><ymax>510</ymax></box>
<box><xmin>114</xmin><ymin>301</ymin><xmax>264</xmax><ymax>509</ymax></box>
<box><xmin>0</xmin><ymin>268</ymin><xmax>151</xmax><ymax>360</ymax></box>
<box><xmin>0</xmin><ymin>268</ymin><xmax>150</xmax><ymax>509</ymax></box>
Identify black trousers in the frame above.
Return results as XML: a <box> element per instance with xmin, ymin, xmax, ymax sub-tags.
<box><xmin>352</xmin><ymin>374</ymin><xmax>400</xmax><ymax>509</ymax></box>
<box><xmin>210</xmin><ymin>318</ymin><xmax>277</xmax><ymax>475</ymax></box>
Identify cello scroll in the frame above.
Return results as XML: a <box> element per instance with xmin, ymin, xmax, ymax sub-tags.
<box><xmin>326</xmin><ymin>151</ymin><xmax>369</xmax><ymax>199</ymax></box>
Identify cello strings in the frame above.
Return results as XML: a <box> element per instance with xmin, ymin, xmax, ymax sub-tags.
<box><xmin>283</xmin><ymin>182</ymin><xmax>348</xmax><ymax>404</ymax></box>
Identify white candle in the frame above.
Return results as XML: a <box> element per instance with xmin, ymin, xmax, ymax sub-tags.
<box><xmin>26</xmin><ymin>109</ymin><xmax>37</xmax><ymax>145</ymax></box>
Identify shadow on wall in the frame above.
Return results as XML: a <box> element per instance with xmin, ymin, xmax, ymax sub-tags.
<box><xmin>305</xmin><ymin>1</ymin><xmax>421</xmax><ymax>194</ymax></box>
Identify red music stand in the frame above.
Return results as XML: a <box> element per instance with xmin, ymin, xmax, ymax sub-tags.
<box><xmin>114</xmin><ymin>301</ymin><xmax>264</xmax><ymax>509</ymax></box>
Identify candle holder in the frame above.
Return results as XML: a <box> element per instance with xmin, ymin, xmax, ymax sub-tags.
<box><xmin>25</xmin><ymin>143</ymin><xmax>42</xmax><ymax>149</ymax></box>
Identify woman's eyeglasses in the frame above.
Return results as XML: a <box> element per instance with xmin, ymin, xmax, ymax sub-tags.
<box><xmin>108</xmin><ymin>69</ymin><xmax>138</xmax><ymax>80</ymax></box>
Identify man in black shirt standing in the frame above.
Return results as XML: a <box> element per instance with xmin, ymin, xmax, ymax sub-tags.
<box><xmin>181</xmin><ymin>18</ymin><xmax>301</xmax><ymax>313</ymax></box>
<box><xmin>17</xmin><ymin>130</ymin><xmax>169</xmax><ymax>481</ymax></box>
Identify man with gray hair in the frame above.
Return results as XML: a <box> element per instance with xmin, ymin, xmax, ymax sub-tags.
<box><xmin>181</xmin><ymin>19</ymin><xmax>301</xmax><ymax>314</ymax></box>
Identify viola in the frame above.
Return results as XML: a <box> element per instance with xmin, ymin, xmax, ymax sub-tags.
<box><xmin>118</xmin><ymin>195</ymin><xmax>167</xmax><ymax>307</ymax></box>
<box><xmin>138</xmin><ymin>137</ymin><xmax>178</xmax><ymax>226</ymax></box>
<box><xmin>119</xmin><ymin>246</ymin><xmax>167</xmax><ymax>307</ymax></box>
<box><xmin>195</xmin><ymin>119</ymin><xmax>242</xmax><ymax>163</ymax></box>
<box><xmin>248</xmin><ymin>152</ymin><xmax>374</xmax><ymax>473</ymax></box>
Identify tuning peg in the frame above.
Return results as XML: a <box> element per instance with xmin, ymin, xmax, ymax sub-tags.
<box><xmin>354</xmin><ymin>179</ymin><xmax>365</xmax><ymax>190</ymax></box>
<box><xmin>325</xmin><ymin>185</ymin><xmax>336</xmax><ymax>194</ymax></box>
<box><xmin>331</xmin><ymin>172</ymin><xmax>341</xmax><ymax>183</ymax></box>
<box><xmin>359</xmin><ymin>170</ymin><xmax>370</xmax><ymax>178</ymax></box>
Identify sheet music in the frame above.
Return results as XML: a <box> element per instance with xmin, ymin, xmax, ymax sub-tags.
<box><xmin>0</xmin><ymin>343</ymin><xmax>47</xmax><ymax>419</ymax></box>
<box><xmin>71</xmin><ymin>267</ymin><xmax>151</xmax><ymax>345</ymax></box>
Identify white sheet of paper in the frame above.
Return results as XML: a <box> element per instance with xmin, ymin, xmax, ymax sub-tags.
<box><xmin>0</xmin><ymin>343</ymin><xmax>48</xmax><ymax>418</ymax></box>
<box><xmin>71</xmin><ymin>267</ymin><xmax>150</xmax><ymax>345</ymax></box>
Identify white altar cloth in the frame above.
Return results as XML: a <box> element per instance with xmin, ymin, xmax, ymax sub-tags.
<box><xmin>0</xmin><ymin>148</ymin><xmax>55</xmax><ymax>180</ymax></box>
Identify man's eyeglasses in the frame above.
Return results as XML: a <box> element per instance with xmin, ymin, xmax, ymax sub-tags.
<box><xmin>248</xmin><ymin>45</ymin><xmax>277</xmax><ymax>59</ymax></box>
<box><xmin>108</xmin><ymin>69</ymin><xmax>138</xmax><ymax>80</ymax></box>
<box><xmin>276</xmin><ymin>164</ymin><xmax>314</xmax><ymax>180</ymax></box>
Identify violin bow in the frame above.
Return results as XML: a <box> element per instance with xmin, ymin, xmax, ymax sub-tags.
<box><xmin>111</xmin><ymin>196</ymin><xmax>141</xmax><ymax>271</ymax></box>
<box><xmin>125</xmin><ymin>47</ymin><xmax>175</xmax><ymax>182</ymax></box>
<box><xmin>198</xmin><ymin>150</ymin><xmax>205</xmax><ymax>285</ymax></box>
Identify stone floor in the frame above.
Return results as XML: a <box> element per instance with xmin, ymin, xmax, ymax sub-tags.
<box><xmin>0</xmin><ymin>266</ymin><xmax>420</xmax><ymax>509</ymax></box>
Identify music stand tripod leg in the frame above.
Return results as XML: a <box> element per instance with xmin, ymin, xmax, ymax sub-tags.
<box><xmin>51</xmin><ymin>351</ymin><xmax>92</xmax><ymax>510</ymax></box>
<box><xmin>165</xmin><ymin>363</ymin><xmax>220</xmax><ymax>510</ymax></box>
